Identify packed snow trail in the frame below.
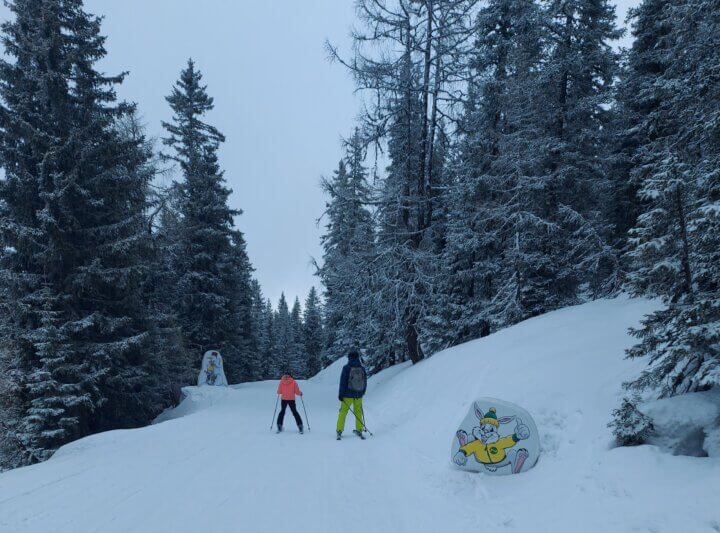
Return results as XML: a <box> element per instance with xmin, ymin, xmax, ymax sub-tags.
<box><xmin>1</xmin><ymin>298</ymin><xmax>719</xmax><ymax>533</ymax></box>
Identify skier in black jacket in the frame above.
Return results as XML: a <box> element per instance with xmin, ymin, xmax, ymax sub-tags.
<box><xmin>336</xmin><ymin>351</ymin><xmax>367</xmax><ymax>440</ymax></box>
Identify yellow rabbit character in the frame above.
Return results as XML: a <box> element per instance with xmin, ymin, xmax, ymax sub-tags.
<box><xmin>453</xmin><ymin>404</ymin><xmax>530</xmax><ymax>473</ymax></box>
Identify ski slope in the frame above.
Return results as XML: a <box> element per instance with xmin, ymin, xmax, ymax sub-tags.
<box><xmin>1</xmin><ymin>297</ymin><xmax>719</xmax><ymax>533</ymax></box>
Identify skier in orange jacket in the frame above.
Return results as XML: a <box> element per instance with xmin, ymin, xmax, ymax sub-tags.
<box><xmin>276</xmin><ymin>374</ymin><xmax>304</xmax><ymax>434</ymax></box>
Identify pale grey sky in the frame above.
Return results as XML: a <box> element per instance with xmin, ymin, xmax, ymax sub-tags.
<box><xmin>0</xmin><ymin>0</ymin><xmax>639</xmax><ymax>308</ymax></box>
<box><xmin>32</xmin><ymin>0</ymin><xmax>358</xmax><ymax>308</ymax></box>
<box><xmin>87</xmin><ymin>0</ymin><xmax>359</xmax><ymax>308</ymax></box>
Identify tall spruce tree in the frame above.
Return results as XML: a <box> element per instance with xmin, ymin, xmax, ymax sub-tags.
<box><xmin>248</xmin><ymin>279</ymin><xmax>268</xmax><ymax>382</ymax></box>
<box><xmin>329</xmin><ymin>0</ymin><xmax>481</xmax><ymax>370</ymax></box>
<box><xmin>115</xmin><ymin>111</ymin><xmax>184</xmax><ymax>408</ymax></box>
<box><xmin>146</xmin><ymin>180</ymin><xmax>191</xmax><ymax>397</ymax></box>
<box><xmin>620</xmin><ymin>0</ymin><xmax>720</xmax><ymax>400</ymax></box>
<box><xmin>475</xmin><ymin>0</ymin><xmax>622</xmax><ymax>325</ymax></box>
<box><xmin>317</xmin><ymin>131</ymin><xmax>375</xmax><ymax>365</ymax></box>
<box><xmin>272</xmin><ymin>294</ymin><xmax>292</xmax><ymax>376</ymax></box>
<box><xmin>0</xmin><ymin>0</ymin><xmax>163</xmax><ymax>466</ymax></box>
<box><xmin>227</xmin><ymin>232</ymin><xmax>255</xmax><ymax>382</ymax></box>
<box><xmin>423</xmin><ymin>0</ymin><xmax>547</xmax><ymax>352</ymax></box>
<box><xmin>303</xmin><ymin>287</ymin><xmax>324</xmax><ymax>378</ymax></box>
<box><xmin>289</xmin><ymin>297</ymin><xmax>306</xmax><ymax>378</ymax></box>
<box><xmin>610</xmin><ymin>0</ymin><xmax>673</xmax><ymax>254</ymax></box>
<box><xmin>161</xmin><ymin>59</ymin><xmax>254</xmax><ymax>384</ymax></box>
<box><xmin>261</xmin><ymin>299</ymin><xmax>277</xmax><ymax>379</ymax></box>
<box><xmin>374</xmin><ymin>54</ymin><xmax>430</xmax><ymax>367</ymax></box>
<box><xmin>536</xmin><ymin>0</ymin><xmax>623</xmax><ymax>300</ymax></box>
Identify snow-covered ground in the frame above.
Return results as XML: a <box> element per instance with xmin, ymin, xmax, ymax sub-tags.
<box><xmin>1</xmin><ymin>297</ymin><xmax>718</xmax><ymax>533</ymax></box>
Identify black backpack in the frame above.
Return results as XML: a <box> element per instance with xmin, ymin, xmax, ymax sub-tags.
<box><xmin>347</xmin><ymin>366</ymin><xmax>366</xmax><ymax>393</ymax></box>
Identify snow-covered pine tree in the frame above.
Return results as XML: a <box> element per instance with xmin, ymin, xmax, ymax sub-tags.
<box><xmin>0</xmin><ymin>345</ymin><xmax>23</xmax><ymax>470</ymax></box>
<box><xmin>608</xmin><ymin>396</ymin><xmax>654</xmax><ymax>446</ymax></box>
<box><xmin>226</xmin><ymin>231</ymin><xmax>255</xmax><ymax>383</ymax></box>
<box><xmin>272</xmin><ymin>294</ymin><xmax>293</xmax><ymax>377</ymax></box>
<box><xmin>531</xmin><ymin>0</ymin><xmax>623</xmax><ymax>304</ymax></box>
<box><xmin>145</xmin><ymin>180</ymin><xmax>191</xmax><ymax>398</ymax></box>
<box><xmin>161</xmin><ymin>59</ymin><xmax>254</xmax><ymax>384</ymax></box>
<box><xmin>471</xmin><ymin>0</ymin><xmax>621</xmax><ymax>325</ymax></box>
<box><xmin>687</xmin><ymin>0</ymin><xmax>720</xmax><ymax>392</ymax></box>
<box><xmin>303</xmin><ymin>287</ymin><xmax>324</xmax><ymax>378</ymax></box>
<box><xmin>608</xmin><ymin>0</ymin><xmax>673</xmax><ymax>257</ymax></box>
<box><xmin>317</xmin><ymin>130</ymin><xmax>376</xmax><ymax>366</ymax></box>
<box><xmin>0</xmin><ymin>0</ymin><xmax>163</xmax><ymax>466</ymax></box>
<box><xmin>112</xmin><ymin>110</ymin><xmax>181</xmax><ymax>412</ymax></box>
<box><xmin>621</xmin><ymin>0</ymin><xmax>720</xmax><ymax>399</ymax></box>
<box><xmin>247</xmin><ymin>279</ymin><xmax>268</xmax><ymax>382</ymax></box>
<box><xmin>418</xmin><ymin>122</ymin><xmax>457</xmax><ymax>356</ymax></box>
<box><xmin>289</xmin><ymin>297</ymin><xmax>306</xmax><ymax>378</ymax></box>
<box><xmin>317</xmin><ymin>160</ymin><xmax>350</xmax><ymax>363</ymax></box>
<box><xmin>261</xmin><ymin>299</ymin><xmax>277</xmax><ymax>379</ymax></box>
<box><xmin>423</xmin><ymin>0</ymin><xmax>547</xmax><ymax>352</ymax></box>
<box><xmin>329</xmin><ymin>1</ymin><xmax>480</xmax><ymax>370</ymax></box>
<box><xmin>372</xmin><ymin>65</ymin><xmax>433</xmax><ymax>368</ymax></box>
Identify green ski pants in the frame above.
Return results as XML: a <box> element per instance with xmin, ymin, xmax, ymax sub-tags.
<box><xmin>336</xmin><ymin>398</ymin><xmax>364</xmax><ymax>433</ymax></box>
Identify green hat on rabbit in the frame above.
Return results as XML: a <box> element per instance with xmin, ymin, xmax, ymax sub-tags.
<box><xmin>479</xmin><ymin>407</ymin><xmax>500</xmax><ymax>428</ymax></box>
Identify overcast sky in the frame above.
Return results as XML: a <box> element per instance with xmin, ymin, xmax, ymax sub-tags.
<box><xmin>0</xmin><ymin>0</ymin><xmax>639</xmax><ymax>308</ymax></box>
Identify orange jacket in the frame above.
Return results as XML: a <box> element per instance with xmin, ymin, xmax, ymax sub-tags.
<box><xmin>277</xmin><ymin>376</ymin><xmax>302</xmax><ymax>400</ymax></box>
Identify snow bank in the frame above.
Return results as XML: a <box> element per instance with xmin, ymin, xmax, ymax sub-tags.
<box><xmin>307</xmin><ymin>356</ymin><xmax>345</xmax><ymax>384</ymax></box>
<box><xmin>1</xmin><ymin>297</ymin><xmax>719</xmax><ymax>533</ymax></box>
<box><xmin>641</xmin><ymin>389</ymin><xmax>720</xmax><ymax>457</ymax></box>
<box><xmin>154</xmin><ymin>385</ymin><xmax>237</xmax><ymax>424</ymax></box>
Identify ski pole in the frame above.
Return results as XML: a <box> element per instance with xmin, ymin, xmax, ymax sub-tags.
<box><xmin>300</xmin><ymin>395</ymin><xmax>311</xmax><ymax>431</ymax></box>
<box><xmin>360</xmin><ymin>407</ymin><xmax>370</xmax><ymax>436</ymax></box>
<box><xmin>270</xmin><ymin>394</ymin><xmax>279</xmax><ymax>431</ymax></box>
<box><xmin>344</xmin><ymin>400</ymin><xmax>374</xmax><ymax>436</ymax></box>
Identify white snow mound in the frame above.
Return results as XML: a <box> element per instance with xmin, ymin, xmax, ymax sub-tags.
<box><xmin>641</xmin><ymin>389</ymin><xmax>720</xmax><ymax>457</ymax></box>
<box><xmin>0</xmin><ymin>297</ymin><xmax>718</xmax><ymax>533</ymax></box>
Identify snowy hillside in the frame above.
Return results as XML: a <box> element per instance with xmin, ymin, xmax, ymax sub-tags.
<box><xmin>1</xmin><ymin>297</ymin><xmax>718</xmax><ymax>533</ymax></box>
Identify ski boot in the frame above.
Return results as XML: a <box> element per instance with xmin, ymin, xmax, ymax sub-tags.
<box><xmin>353</xmin><ymin>430</ymin><xmax>366</xmax><ymax>440</ymax></box>
<box><xmin>336</xmin><ymin>431</ymin><xmax>342</xmax><ymax>441</ymax></box>
<box><xmin>299</xmin><ymin>425</ymin><xmax>304</xmax><ymax>434</ymax></box>
<box><xmin>276</xmin><ymin>424</ymin><xmax>283</xmax><ymax>434</ymax></box>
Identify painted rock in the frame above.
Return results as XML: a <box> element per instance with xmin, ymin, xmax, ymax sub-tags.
<box><xmin>450</xmin><ymin>397</ymin><xmax>540</xmax><ymax>475</ymax></box>
<box><xmin>197</xmin><ymin>350</ymin><xmax>228</xmax><ymax>387</ymax></box>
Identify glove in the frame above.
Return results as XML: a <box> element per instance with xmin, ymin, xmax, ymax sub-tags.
<box><xmin>453</xmin><ymin>451</ymin><xmax>468</xmax><ymax>467</ymax></box>
<box><xmin>338</xmin><ymin>396</ymin><xmax>343</xmax><ymax>402</ymax></box>
<box><xmin>515</xmin><ymin>422</ymin><xmax>530</xmax><ymax>440</ymax></box>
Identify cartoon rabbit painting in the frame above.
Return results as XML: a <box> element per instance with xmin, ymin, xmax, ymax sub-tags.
<box><xmin>453</xmin><ymin>403</ymin><xmax>531</xmax><ymax>474</ymax></box>
<box><xmin>197</xmin><ymin>350</ymin><xmax>228</xmax><ymax>387</ymax></box>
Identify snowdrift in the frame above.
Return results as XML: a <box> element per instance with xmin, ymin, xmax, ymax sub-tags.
<box><xmin>641</xmin><ymin>389</ymin><xmax>720</xmax><ymax>457</ymax></box>
<box><xmin>0</xmin><ymin>297</ymin><xmax>718</xmax><ymax>533</ymax></box>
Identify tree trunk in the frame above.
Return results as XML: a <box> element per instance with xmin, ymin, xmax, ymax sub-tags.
<box><xmin>405</xmin><ymin>308</ymin><xmax>423</xmax><ymax>364</ymax></box>
<box><xmin>555</xmin><ymin>13</ymin><xmax>573</xmax><ymax>141</ymax></box>
<box><xmin>417</xmin><ymin>0</ymin><xmax>433</xmax><ymax>232</ymax></box>
<box><xmin>425</xmin><ymin>31</ymin><xmax>442</xmax><ymax>229</ymax></box>
<box><xmin>675</xmin><ymin>183</ymin><xmax>694</xmax><ymax>299</ymax></box>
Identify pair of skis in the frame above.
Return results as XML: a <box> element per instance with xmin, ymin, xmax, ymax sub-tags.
<box><xmin>274</xmin><ymin>428</ymin><xmax>365</xmax><ymax>439</ymax></box>
<box><xmin>270</xmin><ymin>395</ymin><xmax>311</xmax><ymax>433</ymax></box>
<box><xmin>337</xmin><ymin>430</ymin><xmax>366</xmax><ymax>441</ymax></box>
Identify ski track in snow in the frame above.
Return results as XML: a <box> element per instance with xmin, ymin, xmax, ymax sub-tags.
<box><xmin>1</xmin><ymin>297</ymin><xmax>719</xmax><ymax>533</ymax></box>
